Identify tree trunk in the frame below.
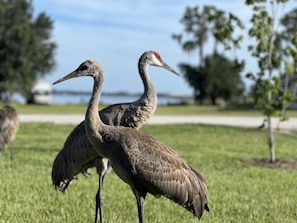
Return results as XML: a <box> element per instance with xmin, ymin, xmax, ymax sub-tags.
<box><xmin>267</xmin><ymin>115</ymin><xmax>275</xmax><ymax>163</ymax></box>
<box><xmin>211</xmin><ymin>95</ymin><xmax>216</xmax><ymax>105</ymax></box>
<box><xmin>2</xmin><ymin>90</ymin><xmax>11</xmax><ymax>103</ymax></box>
<box><xmin>194</xmin><ymin>89</ymin><xmax>203</xmax><ymax>105</ymax></box>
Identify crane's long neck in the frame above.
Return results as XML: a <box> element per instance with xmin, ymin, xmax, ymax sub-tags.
<box><xmin>85</xmin><ymin>75</ymin><xmax>104</xmax><ymax>142</ymax></box>
<box><xmin>138</xmin><ymin>57</ymin><xmax>157</xmax><ymax>110</ymax></box>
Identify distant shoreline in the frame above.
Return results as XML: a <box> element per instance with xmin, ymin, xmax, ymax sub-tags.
<box><xmin>51</xmin><ymin>92</ymin><xmax>193</xmax><ymax>105</ymax></box>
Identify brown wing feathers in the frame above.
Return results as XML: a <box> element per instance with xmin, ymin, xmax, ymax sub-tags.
<box><xmin>124</xmin><ymin>132</ymin><xmax>208</xmax><ymax>218</ymax></box>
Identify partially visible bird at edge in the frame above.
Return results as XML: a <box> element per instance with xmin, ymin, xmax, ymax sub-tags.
<box><xmin>0</xmin><ymin>105</ymin><xmax>20</xmax><ymax>166</ymax></box>
<box><xmin>51</xmin><ymin>51</ymin><xmax>179</xmax><ymax>223</ymax></box>
<box><xmin>52</xmin><ymin>56</ymin><xmax>209</xmax><ymax>223</ymax></box>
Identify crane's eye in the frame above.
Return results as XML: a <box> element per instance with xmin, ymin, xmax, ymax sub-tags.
<box><xmin>79</xmin><ymin>65</ymin><xmax>88</xmax><ymax>71</ymax></box>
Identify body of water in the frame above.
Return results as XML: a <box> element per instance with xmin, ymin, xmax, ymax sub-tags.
<box><xmin>51</xmin><ymin>93</ymin><xmax>192</xmax><ymax>105</ymax></box>
<box><xmin>12</xmin><ymin>91</ymin><xmax>193</xmax><ymax>105</ymax></box>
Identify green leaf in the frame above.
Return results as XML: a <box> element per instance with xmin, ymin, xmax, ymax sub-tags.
<box><xmin>285</xmin><ymin>61</ymin><xmax>294</xmax><ymax>76</ymax></box>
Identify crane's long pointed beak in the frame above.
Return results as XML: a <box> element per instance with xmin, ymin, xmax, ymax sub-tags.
<box><xmin>52</xmin><ymin>71</ymin><xmax>78</xmax><ymax>85</ymax></box>
<box><xmin>162</xmin><ymin>62</ymin><xmax>179</xmax><ymax>76</ymax></box>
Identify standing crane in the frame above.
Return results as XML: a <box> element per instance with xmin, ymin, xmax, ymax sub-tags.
<box><xmin>51</xmin><ymin>51</ymin><xmax>179</xmax><ymax>223</ymax></box>
<box><xmin>0</xmin><ymin>105</ymin><xmax>20</xmax><ymax>163</ymax></box>
<box><xmin>53</xmin><ymin>59</ymin><xmax>209</xmax><ymax>223</ymax></box>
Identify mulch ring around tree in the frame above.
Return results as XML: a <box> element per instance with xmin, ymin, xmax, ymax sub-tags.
<box><xmin>240</xmin><ymin>158</ymin><xmax>297</xmax><ymax>170</ymax></box>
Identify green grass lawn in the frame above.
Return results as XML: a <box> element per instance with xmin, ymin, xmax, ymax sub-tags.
<box><xmin>3</xmin><ymin>102</ymin><xmax>297</xmax><ymax>117</ymax></box>
<box><xmin>0</xmin><ymin>123</ymin><xmax>296</xmax><ymax>223</ymax></box>
<box><xmin>5</xmin><ymin>103</ymin><xmax>227</xmax><ymax>115</ymax></box>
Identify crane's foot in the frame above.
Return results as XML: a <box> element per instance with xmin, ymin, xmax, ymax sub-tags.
<box><xmin>82</xmin><ymin>169</ymin><xmax>92</xmax><ymax>177</ymax></box>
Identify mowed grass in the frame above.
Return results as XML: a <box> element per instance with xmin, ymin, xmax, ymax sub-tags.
<box><xmin>0</xmin><ymin>123</ymin><xmax>296</xmax><ymax>223</ymax></box>
<box><xmin>3</xmin><ymin>102</ymin><xmax>297</xmax><ymax>117</ymax></box>
<box><xmin>0</xmin><ymin>103</ymin><xmax>266</xmax><ymax>116</ymax></box>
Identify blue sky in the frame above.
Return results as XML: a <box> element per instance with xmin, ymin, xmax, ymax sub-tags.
<box><xmin>33</xmin><ymin>0</ymin><xmax>296</xmax><ymax>97</ymax></box>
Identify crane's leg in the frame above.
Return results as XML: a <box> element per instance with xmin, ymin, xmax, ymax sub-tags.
<box><xmin>132</xmin><ymin>188</ymin><xmax>146</xmax><ymax>223</ymax></box>
<box><xmin>95</xmin><ymin>173</ymin><xmax>105</xmax><ymax>223</ymax></box>
<box><xmin>9</xmin><ymin>143</ymin><xmax>14</xmax><ymax>168</ymax></box>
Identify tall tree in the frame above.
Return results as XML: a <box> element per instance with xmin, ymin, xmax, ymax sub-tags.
<box><xmin>246</xmin><ymin>0</ymin><xmax>297</xmax><ymax>162</ymax></box>
<box><xmin>172</xmin><ymin>6</ymin><xmax>214</xmax><ymax>65</ymax></box>
<box><xmin>0</xmin><ymin>0</ymin><xmax>56</xmax><ymax>102</ymax></box>
<box><xmin>180</xmin><ymin>54</ymin><xmax>245</xmax><ymax>105</ymax></box>
<box><xmin>279</xmin><ymin>8</ymin><xmax>297</xmax><ymax>71</ymax></box>
<box><xmin>280</xmin><ymin>8</ymin><xmax>297</xmax><ymax>41</ymax></box>
<box><xmin>173</xmin><ymin>5</ymin><xmax>245</xmax><ymax>103</ymax></box>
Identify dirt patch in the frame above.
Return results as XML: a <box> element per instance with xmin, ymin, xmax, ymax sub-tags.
<box><xmin>240</xmin><ymin>158</ymin><xmax>297</xmax><ymax>170</ymax></box>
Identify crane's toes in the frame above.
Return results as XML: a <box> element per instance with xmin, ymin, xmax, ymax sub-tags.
<box><xmin>82</xmin><ymin>169</ymin><xmax>92</xmax><ymax>177</ymax></box>
<box><xmin>57</xmin><ymin>180</ymin><xmax>73</xmax><ymax>193</ymax></box>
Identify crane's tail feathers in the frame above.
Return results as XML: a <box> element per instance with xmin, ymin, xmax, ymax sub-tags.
<box><xmin>188</xmin><ymin>167</ymin><xmax>209</xmax><ymax>219</ymax></box>
<box><xmin>52</xmin><ymin>151</ymin><xmax>76</xmax><ymax>193</ymax></box>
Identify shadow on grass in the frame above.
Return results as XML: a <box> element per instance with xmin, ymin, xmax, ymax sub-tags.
<box><xmin>240</xmin><ymin>158</ymin><xmax>297</xmax><ymax>170</ymax></box>
<box><xmin>16</xmin><ymin>146</ymin><xmax>62</xmax><ymax>153</ymax></box>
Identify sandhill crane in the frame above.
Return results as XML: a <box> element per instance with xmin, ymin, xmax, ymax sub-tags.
<box><xmin>0</xmin><ymin>105</ymin><xmax>20</xmax><ymax>163</ymax></box>
<box><xmin>53</xmin><ymin>59</ymin><xmax>209</xmax><ymax>223</ymax></box>
<box><xmin>52</xmin><ymin>51</ymin><xmax>179</xmax><ymax>223</ymax></box>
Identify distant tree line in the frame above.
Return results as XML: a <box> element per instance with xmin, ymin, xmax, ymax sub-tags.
<box><xmin>173</xmin><ymin>0</ymin><xmax>297</xmax><ymax>163</ymax></box>
<box><xmin>172</xmin><ymin>5</ymin><xmax>245</xmax><ymax>105</ymax></box>
<box><xmin>173</xmin><ymin>2</ymin><xmax>297</xmax><ymax>108</ymax></box>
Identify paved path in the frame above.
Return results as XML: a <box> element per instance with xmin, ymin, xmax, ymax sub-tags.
<box><xmin>19</xmin><ymin>114</ymin><xmax>297</xmax><ymax>132</ymax></box>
